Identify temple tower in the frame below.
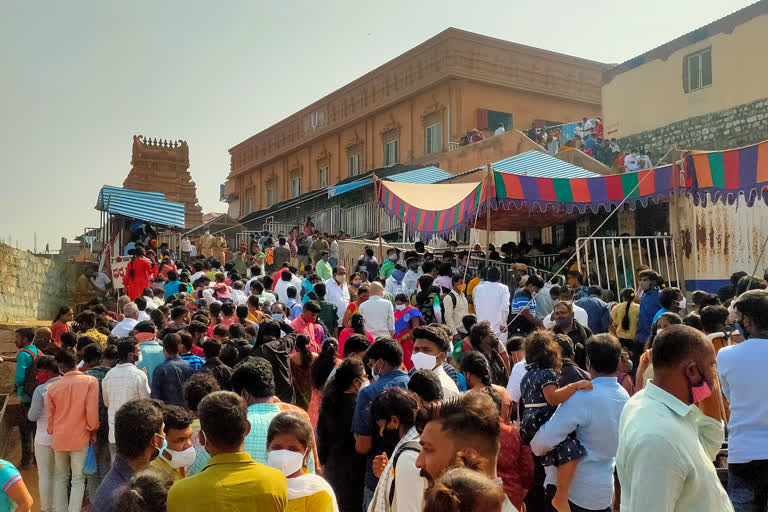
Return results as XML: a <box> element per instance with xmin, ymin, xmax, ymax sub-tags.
<box><xmin>124</xmin><ymin>135</ymin><xmax>204</xmax><ymax>228</ymax></box>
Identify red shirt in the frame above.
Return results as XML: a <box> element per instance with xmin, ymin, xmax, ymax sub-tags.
<box><xmin>124</xmin><ymin>258</ymin><xmax>155</xmax><ymax>300</ymax></box>
<box><xmin>51</xmin><ymin>321</ymin><xmax>68</xmax><ymax>347</ymax></box>
<box><xmin>337</xmin><ymin>328</ymin><xmax>375</xmax><ymax>357</ymax></box>
<box><xmin>497</xmin><ymin>423</ymin><xmax>535</xmax><ymax>510</ymax></box>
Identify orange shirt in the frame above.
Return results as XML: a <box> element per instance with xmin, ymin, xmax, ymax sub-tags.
<box><xmin>46</xmin><ymin>371</ymin><xmax>100</xmax><ymax>451</ymax></box>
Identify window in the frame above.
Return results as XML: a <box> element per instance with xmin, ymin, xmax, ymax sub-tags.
<box><xmin>246</xmin><ymin>197</ymin><xmax>253</xmax><ymax>214</ymax></box>
<box><xmin>291</xmin><ymin>176</ymin><xmax>301</xmax><ymax>198</ymax></box>
<box><xmin>318</xmin><ymin>166</ymin><xmax>329</xmax><ymax>188</ymax></box>
<box><xmin>425</xmin><ymin>123</ymin><xmax>442</xmax><ymax>154</ymax></box>
<box><xmin>348</xmin><ymin>153</ymin><xmax>360</xmax><ymax>176</ymax></box>
<box><xmin>686</xmin><ymin>48</ymin><xmax>712</xmax><ymax>92</ymax></box>
<box><xmin>383</xmin><ymin>140</ymin><xmax>398</xmax><ymax>166</ymax></box>
<box><xmin>266</xmin><ymin>186</ymin><xmax>277</xmax><ymax>207</ymax></box>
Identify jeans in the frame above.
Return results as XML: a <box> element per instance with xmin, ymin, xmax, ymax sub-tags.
<box><xmin>86</xmin><ymin>438</ymin><xmax>111</xmax><ymax>501</ymax></box>
<box><xmin>54</xmin><ymin>446</ymin><xmax>88</xmax><ymax>512</ymax></box>
<box><xmin>362</xmin><ymin>486</ymin><xmax>375</xmax><ymax>512</ymax></box>
<box><xmin>35</xmin><ymin>443</ymin><xmax>55</xmax><ymax>512</ymax></box>
<box><xmin>330</xmin><ymin>257</ymin><xmax>338</xmax><ymax>269</ymax></box>
<box><xmin>18</xmin><ymin>401</ymin><xmax>35</xmax><ymax>465</ymax></box>
<box><xmin>729</xmin><ymin>460</ymin><xmax>768</xmax><ymax>512</ymax></box>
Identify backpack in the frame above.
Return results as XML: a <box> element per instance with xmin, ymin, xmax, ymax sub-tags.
<box><xmin>21</xmin><ymin>348</ymin><xmax>39</xmax><ymax>398</ymax></box>
<box><xmin>372</xmin><ymin>439</ymin><xmax>420</xmax><ymax>512</ymax></box>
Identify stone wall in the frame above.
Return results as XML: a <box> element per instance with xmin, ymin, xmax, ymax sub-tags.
<box><xmin>0</xmin><ymin>244</ymin><xmax>75</xmax><ymax>322</ymax></box>
<box><xmin>618</xmin><ymin>97</ymin><xmax>768</xmax><ymax>161</ymax></box>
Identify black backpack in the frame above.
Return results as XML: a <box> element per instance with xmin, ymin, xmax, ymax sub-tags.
<box><xmin>387</xmin><ymin>440</ymin><xmax>421</xmax><ymax>510</ymax></box>
<box><xmin>21</xmin><ymin>348</ymin><xmax>39</xmax><ymax>398</ymax></box>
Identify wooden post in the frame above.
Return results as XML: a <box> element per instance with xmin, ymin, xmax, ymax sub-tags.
<box><xmin>374</xmin><ymin>176</ymin><xmax>383</xmax><ymax>263</ymax></box>
<box><xmin>485</xmin><ymin>163</ymin><xmax>492</xmax><ymax>266</ymax></box>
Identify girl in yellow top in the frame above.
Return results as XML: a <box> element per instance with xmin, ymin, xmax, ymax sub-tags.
<box><xmin>610</xmin><ymin>288</ymin><xmax>640</xmax><ymax>346</ymax></box>
<box><xmin>266</xmin><ymin>412</ymin><xmax>339</xmax><ymax>512</ymax></box>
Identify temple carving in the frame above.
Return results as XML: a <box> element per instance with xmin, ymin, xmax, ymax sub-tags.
<box><xmin>124</xmin><ymin>135</ymin><xmax>203</xmax><ymax>228</ymax></box>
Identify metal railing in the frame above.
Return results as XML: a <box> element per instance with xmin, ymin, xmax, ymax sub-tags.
<box><xmin>575</xmin><ymin>235</ymin><xmax>680</xmax><ymax>300</ymax></box>
<box><xmin>468</xmin><ymin>256</ymin><xmax>563</xmax><ymax>289</ymax></box>
<box><xmin>339</xmin><ymin>201</ymin><xmax>403</xmax><ymax>238</ymax></box>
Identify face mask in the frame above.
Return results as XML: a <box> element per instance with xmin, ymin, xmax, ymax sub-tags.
<box><xmin>161</xmin><ymin>446</ymin><xmax>196</xmax><ymax>469</ymax></box>
<box><xmin>336</xmin><ymin>275</ymin><xmax>346</xmax><ymax>283</ymax></box>
<box><xmin>678</xmin><ymin>297</ymin><xmax>687</xmax><ymax>311</ymax></box>
<box><xmin>395</xmin><ymin>304</ymin><xmax>407</xmax><ymax>311</ymax></box>
<box><xmin>353</xmin><ymin>283</ymin><xmax>362</xmax><ymax>289</ymax></box>
<box><xmin>690</xmin><ymin>372</ymin><xmax>713</xmax><ymax>403</ymax></box>
<box><xmin>267</xmin><ymin>449</ymin><xmax>305</xmax><ymax>477</ymax></box>
<box><xmin>271</xmin><ymin>313</ymin><xmax>284</xmax><ymax>321</ymax></box>
<box><xmin>370</xmin><ymin>360</ymin><xmax>382</xmax><ymax>380</ymax></box>
<box><xmin>640</xmin><ymin>280</ymin><xmax>651</xmax><ymax>291</ymax></box>
<box><xmin>555</xmin><ymin>317</ymin><xmax>572</xmax><ymax>330</ymax></box>
<box><xmin>36</xmin><ymin>373</ymin><xmax>52</xmax><ymax>384</ymax></box>
<box><xmin>411</xmin><ymin>352</ymin><xmax>438</xmax><ymax>371</ymax></box>
<box><xmin>152</xmin><ymin>433</ymin><xmax>168</xmax><ymax>460</ymax></box>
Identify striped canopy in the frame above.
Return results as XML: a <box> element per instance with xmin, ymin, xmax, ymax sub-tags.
<box><xmin>378</xmin><ymin>139</ymin><xmax>768</xmax><ymax>234</ymax></box>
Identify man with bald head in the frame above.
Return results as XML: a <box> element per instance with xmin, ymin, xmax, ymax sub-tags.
<box><xmin>617</xmin><ymin>325</ymin><xmax>731</xmax><ymax>511</ymax></box>
<box><xmin>111</xmin><ymin>303</ymin><xmax>140</xmax><ymax>337</ymax></box>
<box><xmin>359</xmin><ymin>281</ymin><xmax>394</xmax><ymax>339</ymax></box>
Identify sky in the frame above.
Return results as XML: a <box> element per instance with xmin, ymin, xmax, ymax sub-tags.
<box><xmin>0</xmin><ymin>0</ymin><xmax>755</xmax><ymax>251</ymax></box>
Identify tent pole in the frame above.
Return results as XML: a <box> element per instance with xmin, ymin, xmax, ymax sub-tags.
<box><xmin>485</xmin><ymin>163</ymin><xmax>492</xmax><ymax>266</ymax></box>
<box><xmin>374</xmin><ymin>176</ymin><xmax>383</xmax><ymax>263</ymax></box>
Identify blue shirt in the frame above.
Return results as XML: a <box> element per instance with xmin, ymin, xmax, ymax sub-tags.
<box><xmin>651</xmin><ymin>307</ymin><xmax>671</xmax><ymax>325</ymax></box>
<box><xmin>352</xmin><ymin>369</ymin><xmax>410</xmax><ymax>490</ymax></box>
<box><xmin>0</xmin><ymin>459</ymin><xmax>21</xmax><ymax>512</ymax></box>
<box><xmin>285</xmin><ymin>299</ymin><xmax>302</xmax><ymax>321</ymax></box>
<box><xmin>180</xmin><ymin>352</ymin><xmax>205</xmax><ymax>372</ymax></box>
<box><xmin>14</xmin><ymin>345</ymin><xmax>38</xmax><ymax>402</ymax></box>
<box><xmin>92</xmin><ymin>455</ymin><xmax>134</xmax><ymax>512</ymax></box>
<box><xmin>163</xmin><ymin>280</ymin><xmax>184</xmax><ymax>300</ymax></box>
<box><xmin>150</xmin><ymin>356</ymin><xmax>193</xmax><ymax>407</ymax></box>
<box><xmin>636</xmin><ymin>288</ymin><xmax>661</xmax><ymax>343</ymax></box>
<box><xmin>531</xmin><ymin>376</ymin><xmax>629</xmax><ymax>510</ymax></box>
<box><xmin>575</xmin><ymin>295</ymin><xmax>611</xmax><ymax>334</ymax></box>
<box><xmin>137</xmin><ymin>340</ymin><xmax>165</xmax><ymax>387</ymax></box>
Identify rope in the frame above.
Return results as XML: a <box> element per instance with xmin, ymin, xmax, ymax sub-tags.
<box><xmin>502</xmin><ymin>144</ymin><xmax>679</xmax><ymax>331</ymax></box>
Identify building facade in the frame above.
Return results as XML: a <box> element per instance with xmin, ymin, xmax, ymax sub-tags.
<box><xmin>601</xmin><ymin>0</ymin><xmax>768</xmax><ymax>292</ymax></box>
<box><xmin>224</xmin><ymin>28</ymin><xmax>605</xmax><ymax>218</ymax></box>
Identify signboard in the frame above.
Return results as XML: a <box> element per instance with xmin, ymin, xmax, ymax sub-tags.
<box><xmin>111</xmin><ymin>257</ymin><xmax>130</xmax><ymax>290</ymax></box>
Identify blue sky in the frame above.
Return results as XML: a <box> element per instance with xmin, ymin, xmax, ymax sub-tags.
<box><xmin>0</xmin><ymin>0</ymin><xmax>754</xmax><ymax>251</ymax></box>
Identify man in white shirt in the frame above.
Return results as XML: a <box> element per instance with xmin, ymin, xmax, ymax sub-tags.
<box><xmin>325</xmin><ymin>266</ymin><xmax>350</xmax><ymax>326</ymax></box>
<box><xmin>135</xmin><ymin>297</ymin><xmax>152</xmax><ymax>322</ymax></box>
<box><xmin>624</xmin><ymin>152</ymin><xmax>640</xmax><ymax>172</ymax></box>
<box><xmin>718</xmin><ymin>290</ymin><xmax>768</xmax><ymax>509</ymax></box>
<box><xmin>617</xmin><ymin>325</ymin><xmax>730</xmax><ymax>512</ymax></box>
<box><xmin>273</xmin><ymin>269</ymin><xmax>297</xmax><ymax>303</ymax></box>
<box><xmin>403</xmin><ymin>258</ymin><xmax>422</xmax><ymax>296</ymax></box>
<box><xmin>472</xmin><ymin>266</ymin><xmax>510</xmax><ymax>338</ymax></box>
<box><xmin>189</xmin><ymin>261</ymin><xmax>207</xmax><ymax>284</ymax></box>
<box><xmin>443</xmin><ymin>275</ymin><xmax>469</xmax><ymax>337</ymax></box>
<box><xmin>494</xmin><ymin>123</ymin><xmax>506</xmax><ymax>136</ymax></box>
<box><xmin>102</xmin><ymin>339</ymin><xmax>150</xmax><ymax>458</ymax></box>
<box><xmin>111</xmin><ymin>303</ymin><xmax>139</xmax><ymax>337</ymax></box>
<box><xmin>581</xmin><ymin>117</ymin><xmax>594</xmax><ymax>138</ymax></box>
<box><xmin>410</xmin><ymin>326</ymin><xmax>459</xmax><ymax>397</ymax></box>
<box><xmin>89</xmin><ymin>269</ymin><xmax>111</xmax><ymax>293</ymax></box>
<box><xmin>359</xmin><ymin>282</ymin><xmax>395</xmax><ymax>339</ymax></box>
<box><xmin>385</xmin><ymin>266</ymin><xmax>409</xmax><ymax>298</ymax></box>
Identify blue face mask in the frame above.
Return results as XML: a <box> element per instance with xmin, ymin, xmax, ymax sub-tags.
<box><xmin>272</xmin><ymin>313</ymin><xmax>284</xmax><ymax>321</ymax></box>
<box><xmin>153</xmin><ymin>433</ymin><xmax>168</xmax><ymax>460</ymax></box>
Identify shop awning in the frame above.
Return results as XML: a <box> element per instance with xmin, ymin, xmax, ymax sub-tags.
<box><xmin>493</xmin><ymin>150</ymin><xmax>600</xmax><ymax>179</ymax></box>
<box><xmin>96</xmin><ymin>186</ymin><xmax>186</xmax><ymax>228</ymax></box>
<box><xmin>327</xmin><ymin>165</ymin><xmax>453</xmax><ymax>197</ymax></box>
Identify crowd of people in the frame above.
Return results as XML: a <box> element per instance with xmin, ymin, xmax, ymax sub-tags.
<box><xmin>1</xmin><ymin>227</ymin><xmax>765</xmax><ymax>512</ymax></box>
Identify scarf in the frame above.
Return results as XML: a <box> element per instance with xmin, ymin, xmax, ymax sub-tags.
<box><xmin>391</xmin><ymin>268</ymin><xmax>405</xmax><ymax>285</ymax></box>
<box><xmin>287</xmin><ymin>474</ymin><xmax>339</xmax><ymax>512</ymax></box>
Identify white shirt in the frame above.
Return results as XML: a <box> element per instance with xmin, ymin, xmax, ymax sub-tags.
<box><xmin>494</xmin><ymin>126</ymin><xmax>506</xmax><ymax>136</ymax></box>
<box><xmin>434</xmin><ymin>365</ymin><xmax>459</xmax><ymax>398</ymax></box>
<box><xmin>403</xmin><ymin>270</ymin><xmax>421</xmax><ymax>295</ymax></box>
<box><xmin>273</xmin><ymin>278</ymin><xmax>296</xmax><ymax>303</ymax></box>
<box><xmin>443</xmin><ymin>291</ymin><xmax>468</xmax><ymax>336</ymax></box>
<box><xmin>91</xmin><ymin>271</ymin><xmax>111</xmax><ymax>290</ymax></box>
<box><xmin>369</xmin><ymin>426</ymin><xmax>424</xmax><ymax>512</ymax></box>
<box><xmin>358</xmin><ymin>295</ymin><xmax>395</xmax><ymax>338</ymax></box>
<box><xmin>324</xmin><ymin>278</ymin><xmax>350</xmax><ymax>323</ymax></box>
<box><xmin>506</xmin><ymin>358</ymin><xmax>527</xmax><ymax>403</ymax></box>
<box><xmin>181</xmin><ymin>238</ymin><xmax>192</xmax><ymax>252</ymax></box>
<box><xmin>189</xmin><ymin>244</ymin><xmax>198</xmax><ymax>257</ymax></box>
<box><xmin>102</xmin><ymin>362</ymin><xmax>151</xmax><ymax>443</ymax></box>
<box><xmin>230</xmin><ymin>289</ymin><xmax>248</xmax><ymax>307</ymax></box>
<box><xmin>385</xmin><ymin>276</ymin><xmax>409</xmax><ymax>298</ymax></box>
<box><xmin>137</xmin><ymin>310</ymin><xmax>151</xmax><ymax>323</ymax></box>
<box><xmin>111</xmin><ymin>317</ymin><xmax>138</xmax><ymax>337</ymax></box>
<box><xmin>624</xmin><ymin>153</ymin><xmax>640</xmax><ymax>172</ymax></box>
<box><xmin>609</xmin><ymin>142</ymin><xmax>620</xmax><ymax>153</ymax></box>
<box><xmin>28</xmin><ymin>376</ymin><xmax>62</xmax><ymax>446</ymax></box>
<box><xmin>190</xmin><ymin>271</ymin><xmax>207</xmax><ymax>283</ymax></box>
<box><xmin>472</xmin><ymin>281</ymin><xmax>510</xmax><ymax>334</ymax></box>
<box><xmin>542</xmin><ymin>304</ymin><xmax>589</xmax><ymax>329</ymax></box>
<box><xmin>717</xmin><ymin>337</ymin><xmax>768</xmax><ymax>462</ymax></box>
<box><xmin>582</xmin><ymin>119</ymin><xmax>594</xmax><ymax>135</ymax></box>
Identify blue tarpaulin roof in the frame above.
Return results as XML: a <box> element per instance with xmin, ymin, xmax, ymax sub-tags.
<box><xmin>96</xmin><ymin>186</ymin><xmax>186</xmax><ymax>228</ymax></box>
<box><xmin>492</xmin><ymin>151</ymin><xmax>600</xmax><ymax>179</ymax></box>
<box><xmin>327</xmin><ymin>166</ymin><xmax>454</xmax><ymax>197</ymax></box>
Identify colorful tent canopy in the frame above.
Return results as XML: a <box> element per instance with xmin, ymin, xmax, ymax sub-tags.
<box><xmin>379</xmin><ymin>139</ymin><xmax>768</xmax><ymax>234</ymax></box>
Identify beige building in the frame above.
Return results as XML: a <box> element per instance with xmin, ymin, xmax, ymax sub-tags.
<box><xmin>224</xmin><ymin>28</ymin><xmax>605</xmax><ymax>218</ymax></box>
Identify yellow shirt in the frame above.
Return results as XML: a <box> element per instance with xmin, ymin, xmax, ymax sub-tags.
<box><xmin>610</xmin><ymin>302</ymin><xmax>640</xmax><ymax>340</ymax></box>
<box><xmin>247</xmin><ymin>311</ymin><xmax>264</xmax><ymax>324</ymax></box>
<box><xmin>167</xmin><ymin>452</ymin><xmax>287</xmax><ymax>512</ymax></box>
<box><xmin>150</xmin><ymin>456</ymin><xmax>184</xmax><ymax>482</ymax></box>
<box><xmin>287</xmin><ymin>492</ymin><xmax>335</xmax><ymax>512</ymax></box>
<box><xmin>466</xmin><ymin>277</ymin><xmax>482</xmax><ymax>314</ymax></box>
<box><xmin>84</xmin><ymin>329</ymin><xmax>108</xmax><ymax>348</ymax></box>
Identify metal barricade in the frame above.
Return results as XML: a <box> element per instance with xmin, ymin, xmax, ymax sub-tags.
<box><xmin>575</xmin><ymin>235</ymin><xmax>680</xmax><ymax>299</ymax></box>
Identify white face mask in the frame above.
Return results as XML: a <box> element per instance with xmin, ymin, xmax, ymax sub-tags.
<box><xmin>395</xmin><ymin>304</ymin><xmax>408</xmax><ymax>311</ymax></box>
<box><xmin>161</xmin><ymin>446</ymin><xmax>197</xmax><ymax>469</ymax></box>
<box><xmin>678</xmin><ymin>297</ymin><xmax>687</xmax><ymax>311</ymax></box>
<box><xmin>411</xmin><ymin>352</ymin><xmax>438</xmax><ymax>371</ymax></box>
<box><xmin>267</xmin><ymin>449</ymin><xmax>306</xmax><ymax>477</ymax></box>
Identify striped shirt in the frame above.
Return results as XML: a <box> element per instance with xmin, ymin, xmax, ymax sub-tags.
<box><xmin>180</xmin><ymin>352</ymin><xmax>205</xmax><ymax>372</ymax></box>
